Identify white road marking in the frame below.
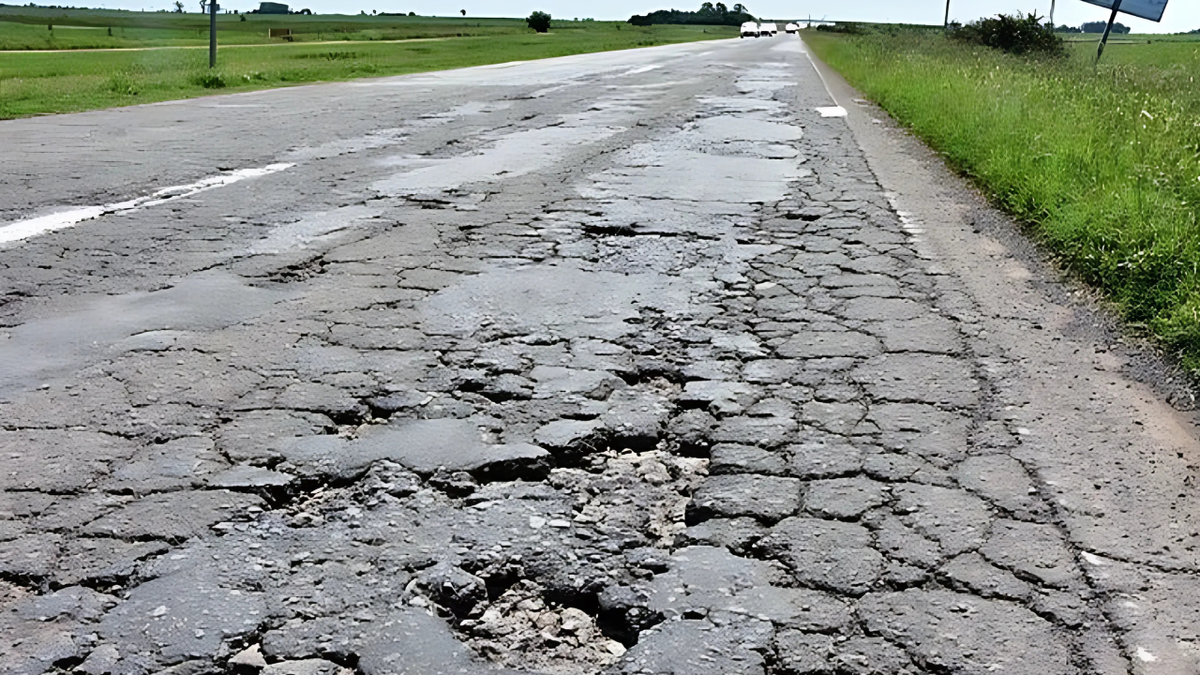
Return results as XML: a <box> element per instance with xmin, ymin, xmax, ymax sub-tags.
<box><xmin>0</xmin><ymin>163</ymin><xmax>294</xmax><ymax>246</ymax></box>
<box><xmin>816</xmin><ymin>106</ymin><xmax>848</xmax><ymax>118</ymax></box>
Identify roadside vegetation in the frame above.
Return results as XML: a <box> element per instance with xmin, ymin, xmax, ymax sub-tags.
<box><xmin>807</xmin><ymin>26</ymin><xmax>1200</xmax><ymax>370</ymax></box>
<box><xmin>0</xmin><ymin>8</ymin><xmax>732</xmax><ymax>119</ymax></box>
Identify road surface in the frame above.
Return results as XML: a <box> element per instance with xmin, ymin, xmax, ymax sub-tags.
<box><xmin>2</xmin><ymin>35</ymin><xmax>1200</xmax><ymax>675</ymax></box>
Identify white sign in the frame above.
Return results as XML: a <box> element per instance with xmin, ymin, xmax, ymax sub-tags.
<box><xmin>1081</xmin><ymin>0</ymin><xmax>1168</xmax><ymax>22</ymax></box>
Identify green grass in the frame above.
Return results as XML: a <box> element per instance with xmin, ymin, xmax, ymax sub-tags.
<box><xmin>0</xmin><ymin>9</ymin><xmax>732</xmax><ymax>119</ymax></box>
<box><xmin>806</xmin><ymin>29</ymin><xmax>1200</xmax><ymax>370</ymax></box>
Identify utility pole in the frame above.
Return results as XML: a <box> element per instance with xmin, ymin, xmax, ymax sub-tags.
<box><xmin>944</xmin><ymin>0</ymin><xmax>951</xmax><ymax>29</ymax></box>
<box><xmin>1096</xmin><ymin>0</ymin><xmax>1123</xmax><ymax>64</ymax></box>
<box><xmin>1050</xmin><ymin>0</ymin><xmax>1056</xmax><ymax>26</ymax></box>
<box><xmin>209</xmin><ymin>0</ymin><xmax>218</xmax><ymax>68</ymax></box>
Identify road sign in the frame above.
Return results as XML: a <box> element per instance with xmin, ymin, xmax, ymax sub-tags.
<box><xmin>1081</xmin><ymin>0</ymin><xmax>1167</xmax><ymax>23</ymax></box>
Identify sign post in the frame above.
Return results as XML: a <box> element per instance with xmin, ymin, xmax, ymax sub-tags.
<box><xmin>1095</xmin><ymin>0</ymin><xmax>1123</xmax><ymax>63</ymax></box>
<box><xmin>209</xmin><ymin>0</ymin><xmax>219</xmax><ymax>68</ymax></box>
<box><xmin>1080</xmin><ymin>0</ymin><xmax>1169</xmax><ymax>62</ymax></box>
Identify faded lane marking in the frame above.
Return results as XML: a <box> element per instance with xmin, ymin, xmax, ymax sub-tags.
<box><xmin>0</xmin><ymin>163</ymin><xmax>294</xmax><ymax>246</ymax></box>
<box><xmin>816</xmin><ymin>106</ymin><xmax>848</xmax><ymax>118</ymax></box>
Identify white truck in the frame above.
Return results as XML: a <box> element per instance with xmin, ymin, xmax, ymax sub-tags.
<box><xmin>759</xmin><ymin>22</ymin><xmax>778</xmax><ymax>36</ymax></box>
<box><xmin>740</xmin><ymin>21</ymin><xmax>760</xmax><ymax>38</ymax></box>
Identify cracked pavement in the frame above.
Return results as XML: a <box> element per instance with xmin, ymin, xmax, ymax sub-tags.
<box><xmin>3</xmin><ymin>36</ymin><xmax>1200</xmax><ymax>675</ymax></box>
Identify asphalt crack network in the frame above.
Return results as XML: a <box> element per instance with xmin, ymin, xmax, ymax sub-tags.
<box><xmin>2</xmin><ymin>38</ymin><xmax>1193</xmax><ymax>675</ymax></box>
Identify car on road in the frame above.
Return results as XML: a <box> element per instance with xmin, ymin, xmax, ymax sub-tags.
<box><xmin>760</xmin><ymin>22</ymin><xmax>778</xmax><ymax>36</ymax></box>
<box><xmin>785</xmin><ymin>22</ymin><xmax>800</xmax><ymax>34</ymax></box>
<box><xmin>740</xmin><ymin>21</ymin><xmax>760</xmax><ymax>38</ymax></box>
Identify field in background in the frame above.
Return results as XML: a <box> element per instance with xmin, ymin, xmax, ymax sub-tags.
<box><xmin>0</xmin><ymin>7</ymin><xmax>546</xmax><ymax>50</ymax></box>
<box><xmin>807</xmin><ymin>29</ymin><xmax>1200</xmax><ymax>371</ymax></box>
<box><xmin>0</xmin><ymin>8</ymin><xmax>732</xmax><ymax>119</ymax></box>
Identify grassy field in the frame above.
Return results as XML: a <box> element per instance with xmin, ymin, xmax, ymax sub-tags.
<box><xmin>806</xmin><ymin>29</ymin><xmax>1200</xmax><ymax>371</ymax></box>
<box><xmin>0</xmin><ymin>8</ymin><xmax>733</xmax><ymax>119</ymax></box>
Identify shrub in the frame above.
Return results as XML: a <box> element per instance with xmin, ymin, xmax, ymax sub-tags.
<box><xmin>191</xmin><ymin>72</ymin><xmax>227</xmax><ymax>88</ymax></box>
<box><xmin>951</xmin><ymin>12</ymin><xmax>1064</xmax><ymax>56</ymax></box>
<box><xmin>527</xmin><ymin>11</ymin><xmax>551</xmax><ymax>33</ymax></box>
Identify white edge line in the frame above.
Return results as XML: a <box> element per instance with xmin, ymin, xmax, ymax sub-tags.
<box><xmin>0</xmin><ymin>163</ymin><xmax>295</xmax><ymax>246</ymax></box>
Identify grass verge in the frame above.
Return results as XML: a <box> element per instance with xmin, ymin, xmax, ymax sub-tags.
<box><xmin>0</xmin><ymin>21</ymin><xmax>731</xmax><ymax>119</ymax></box>
<box><xmin>806</xmin><ymin>30</ymin><xmax>1200</xmax><ymax>371</ymax></box>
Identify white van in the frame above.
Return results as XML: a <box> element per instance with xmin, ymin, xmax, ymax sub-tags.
<box><xmin>740</xmin><ymin>21</ymin><xmax>759</xmax><ymax>38</ymax></box>
<box><xmin>785</xmin><ymin>22</ymin><xmax>800</xmax><ymax>34</ymax></box>
<box><xmin>760</xmin><ymin>22</ymin><xmax>778</xmax><ymax>36</ymax></box>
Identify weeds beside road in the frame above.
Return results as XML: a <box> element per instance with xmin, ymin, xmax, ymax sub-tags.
<box><xmin>0</xmin><ymin>17</ymin><xmax>730</xmax><ymax>119</ymax></box>
<box><xmin>808</xmin><ymin>30</ymin><xmax>1200</xmax><ymax>371</ymax></box>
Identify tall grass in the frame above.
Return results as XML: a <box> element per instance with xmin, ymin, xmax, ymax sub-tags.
<box><xmin>807</xmin><ymin>31</ymin><xmax>1200</xmax><ymax>370</ymax></box>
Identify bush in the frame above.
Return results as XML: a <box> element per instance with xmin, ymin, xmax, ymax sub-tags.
<box><xmin>527</xmin><ymin>11</ymin><xmax>551</xmax><ymax>33</ymax></box>
<box><xmin>951</xmin><ymin>12</ymin><xmax>1064</xmax><ymax>56</ymax></box>
<box><xmin>190</xmin><ymin>72</ymin><xmax>227</xmax><ymax>89</ymax></box>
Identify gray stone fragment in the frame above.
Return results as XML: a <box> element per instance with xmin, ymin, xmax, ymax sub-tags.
<box><xmin>667</xmin><ymin>409</ymin><xmax>717</xmax><ymax>452</ymax></box>
<box><xmin>841</xmin><ymin>297</ymin><xmax>924</xmax><ymax>321</ymax></box>
<box><xmin>216</xmin><ymin>410</ymin><xmax>333</xmax><ymax>464</ymax></box>
<box><xmin>206</xmin><ymin>464</ymin><xmax>295</xmax><ymax>489</ymax></box>
<box><xmin>105</xmin><ymin>436</ymin><xmax>227</xmax><ymax>494</ymax></box>
<box><xmin>77</xmin><ymin>645</ymin><xmax>122</xmax><ymax>675</ymax></box>
<box><xmin>54</xmin><ymin>538</ymin><xmax>169</xmax><ymax>588</ymax></box>
<box><xmin>955</xmin><ymin>455</ymin><xmax>1045</xmax><ymax>517</ymax></box>
<box><xmin>833</xmin><ymin>637</ymin><xmax>916</xmax><ymax>675</ymax></box>
<box><xmin>97</xmin><ymin>568</ymin><xmax>267</xmax><ymax>666</ymax></box>
<box><xmin>940</xmin><ymin>552</ymin><xmax>1031</xmax><ymax>600</ymax></box>
<box><xmin>0</xmin><ymin>429</ymin><xmax>136</xmax><ymax>492</ymax></box>
<box><xmin>980</xmin><ymin>519</ymin><xmax>1079</xmax><ymax>588</ymax></box>
<box><xmin>710</xmin><ymin>444</ymin><xmax>787</xmax><ymax>475</ymax></box>
<box><xmin>867</xmin><ymin>316</ymin><xmax>961</xmax><ymax>354</ymax></box>
<box><xmin>530</xmin><ymin>365</ymin><xmax>624</xmax><ymax>400</ymax></box>
<box><xmin>875</xmin><ymin>516</ymin><xmax>943</xmax><ymax>568</ymax></box>
<box><xmin>16</xmin><ymin>586</ymin><xmax>116</xmax><ymax>623</ymax></box>
<box><xmin>602</xmin><ymin>388</ymin><xmax>672</xmax><ymax>447</ymax></box>
<box><xmin>680</xmin><ymin>380</ymin><xmax>758</xmax><ymax>415</ymax></box>
<box><xmin>82</xmin><ymin>490</ymin><xmax>263</xmax><ymax>540</ymax></box>
<box><xmin>852</xmin><ymin>354</ymin><xmax>979</xmax><ymax>407</ymax></box>
<box><xmin>677</xmin><ymin>517</ymin><xmax>768</xmax><ymax>554</ymax></box>
<box><xmin>772</xmin><ymin>630</ymin><xmax>835</xmax><ymax>675</ymax></box>
<box><xmin>869</xmin><ymin>403</ymin><xmax>971</xmax><ymax>468</ymax></box>
<box><xmin>262</xmin><ymin>660</ymin><xmax>346</xmax><ymax>675</ymax></box>
<box><xmin>786</xmin><ymin>432</ymin><xmax>863</xmax><ymax>478</ymax></box>
<box><xmin>757</xmin><ymin>517</ymin><xmax>883</xmax><ymax>595</ymax></box>
<box><xmin>894</xmin><ymin>484</ymin><xmax>993</xmax><ymax>556</ymax></box>
<box><xmin>804</xmin><ymin>477</ymin><xmax>889</xmax><ymax>520</ymax></box>
<box><xmin>357</xmin><ymin>608</ymin><xmax>485</xmax><ymax>675</ymax></box>
<box><xmin>742</xmin><ymin>359</ymin><xmax>799</xmax><ymax>384</ymax></box>
<box><xmin>283</xmin><ymin>419</ymin><xmax>550</xmax><ymax>480</ymax></box>
<box><xmin>800</xmin><ymin>401</ymin><xmax>866</xmax><ymax>435</ymax></box>
<box><xmin>533</xmin><ymin>419</ymin><xmax>606</xmax><ymax>453</ymax></box>
<box><xmin>613</xmin><ymin>618</ymin><xmax>771</xmax><ymax>675</ymax></box>
<box><xmin>274</xmin><ymin>382</ymin><xmax>366</xmax><ymax>419</ymax></box>
<box><xmin>860</xmin><ymin>589</ymin><xmax>1075</xmax><ymax>675</ymax></box>
<box><xmin>414</xmin><ymin>562</ymin><xmax>487</xmax><ymax>615</ymax></box>
<box><xmin>689</xmin><ymin>474</ymin><xmax>802</xmax><ymax>522</ymax></box>
<box><xmin>775</xmin><ymin>331</ymin><xmax>881</xmax><ymax>359</ymax></box>
<box><xmin>713</xmin><ymin>416</ymin><xmax>798</xmax><ymax>449</ymax></box>
<box><xmin>0</xmin><ymin>533</ymin><xmax>61</xmax><ymax>580</ymax></box>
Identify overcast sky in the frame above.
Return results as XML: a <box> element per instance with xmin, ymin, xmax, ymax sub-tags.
<box><xmin>88</xmin><ymin>1</ymin><xmax>1200</xmax><ymax>33</ymax></box>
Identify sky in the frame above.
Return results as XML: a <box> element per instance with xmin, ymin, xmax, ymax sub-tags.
<box><xmin>85</xmin><ymin>0</ymin><xmax>1200</xmax><ymax>33</ymax></box>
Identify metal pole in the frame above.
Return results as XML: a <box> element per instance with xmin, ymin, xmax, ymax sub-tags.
<box><xmin>1050</xmin><ymin>0</ymin><xmax>1056</xmax><ymax>26</ymax></box>
<box><xmin>1096</xmin><ymin>0</ymin><xmax>1122</xmax><ymax>64</ymax></box>
<box><xmin>944</xmin><ymin>0</ymin><xmax>951</xmax><ymax>29</ymax></box>
<box><xmin>209</xmin><ymin>0</ymin><xmax>218</xmax><ymax>69</ymax></box>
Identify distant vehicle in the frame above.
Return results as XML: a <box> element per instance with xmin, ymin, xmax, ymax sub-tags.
<box><xmin>785</xmin><ymin>22</ymin><xmax>800</xmax><ymax>34</ymax></box>
<box><xmin>740</xmin><ymin>21</ymin><xmax>760</xmax><ymax>38</ymax></box>
<box><xmin>760</xmin><ymin>22</ymin><xmax>778</xmax><ymax>36</ymax></box>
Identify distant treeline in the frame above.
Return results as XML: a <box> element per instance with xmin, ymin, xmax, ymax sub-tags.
<box><xmin>629</xmin><ymin>2</ymin><xmax>755</xmax><ymax>27</ymax></box>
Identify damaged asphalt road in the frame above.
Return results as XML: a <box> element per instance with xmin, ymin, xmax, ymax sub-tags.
<box><xmin>3</xmin><ymin>35</ymin><xmax>1200</xmax><ymax>675</ymax></box>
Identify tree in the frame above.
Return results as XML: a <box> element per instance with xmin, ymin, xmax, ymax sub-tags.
<box><xmin>173</xmin><ymin>1</ymin><xmax>184</xmax><ymax>12</ymax></box>
<box><xmin>198</xmin><ymin>0</ymin><xmax>205</xmax><ymax>13</ymax></box>
<box><xmin>732</xmin><ymin>3</ymin><xmax>746</xmax><ymax>12</ymax></box>
<box><xmin>527</xmin><ymin>10</ymin><xmax>551</xmax><ymax>32</ymax></box>
<box><xmin>460</xmin><ymin>8</ymin><xmax>466</xmax><ymax>15</ymax></box>
<box><xmin>715</xmin><ymin>2</ymin><xmax>728</xmax><ymax>14</ymax></box>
